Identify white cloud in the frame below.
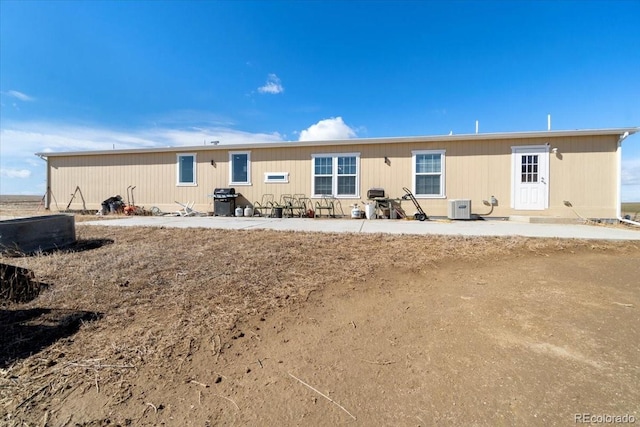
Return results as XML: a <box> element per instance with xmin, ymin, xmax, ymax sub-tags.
<box><xmin>0</xmin><ymin>122</ymin><xmax>285</xmax><ymax>158</ymax></box>
<box><xmin>0</xmin><ymin>168</ymin><xmax>31</xmax><ymax>179</ymax></box>
<box><xmin>298</xmin><ymin>117</ymin><xmax>357</xmax><ymax>141</ymax></box>
<box><xmin>6</xmin><ymin>90</ymin><xmax>35</xmax><ymax>102</ymax></box>
<box><xmin>0</xmin><ymin>120</ymin><xmax>286</xmax><ymax>195</ymax></box>
<box><xmin>258</xmin><ymin>74</ymin><xmax>284</xmax><ymax>94</ymax></box>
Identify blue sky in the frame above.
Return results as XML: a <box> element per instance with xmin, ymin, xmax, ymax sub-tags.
<box><xmin>1</xmin><ymin>0</ymin><xmax>639</xmax><ymax>200</ymax></box>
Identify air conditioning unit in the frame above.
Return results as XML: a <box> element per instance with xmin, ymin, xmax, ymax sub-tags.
<box><xmin>448</xmin><ymin>199</ymin><xmax>472</xmax><ymax>220</ymax></box>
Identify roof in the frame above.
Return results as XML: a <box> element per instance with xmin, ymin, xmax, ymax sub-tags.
<box><xmin>35</xmin><ymin>127</ymin><xmax>639</xmax><ymax>157</ymax></box>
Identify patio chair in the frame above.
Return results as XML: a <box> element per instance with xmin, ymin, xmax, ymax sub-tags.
<box><xmin>294</xmin><ymin>194</ymin><xmax>312</xmax><ymax>217</ymax></box>
<box><xmin>281</xmin><ymin>194</ymin><xmax>306</xmax><ymax>217</ymax></box>
<box><xmin>253</xmin><ymin>194</ymin><xmax>275</xmax><ymax>217</ymax></box>
<box><xmin>175</xmin><ymin>201</ymin><xmax>202</xmax><ymax>217</ymax></box>
<box><xmin>314</xmin><ymin>196</ymin><xmax>336</xmax><ymax>218</ymax></box>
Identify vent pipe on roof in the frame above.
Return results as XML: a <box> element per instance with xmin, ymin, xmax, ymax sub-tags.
<box><xmin>475</xmin><ymin>120</ymin><xmax>479</xmax><ymax>134</ymax></box>
<box><xmin>547</xmin><ymin>114</ymin><xmax>551</xmax><ymax>131</ymax></box>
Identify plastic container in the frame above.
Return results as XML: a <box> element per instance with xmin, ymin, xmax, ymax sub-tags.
<box><xmin>364</xmin><ymin>203</ymin><xmax>375</xmax><ymax>219</ymax></box>
<box><xmin>235</xmin><ymin>206</ymin><xmax>244</xmax><ymax>217</ymax></box>
<box><xmin>273</xmin><ymin>207</ymin><xmax>283</xmax><ymax>218</ymax></box>
<box><xmin>351</xmin><ymin>208</ymin><xmax>362</xmax><ymax>219</ymax></box>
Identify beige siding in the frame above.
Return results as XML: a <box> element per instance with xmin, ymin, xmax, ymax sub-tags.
<box><xmin>48</xmin><ymin>134</ymin><xmax>619</xmax><ymax>218</ymax></box>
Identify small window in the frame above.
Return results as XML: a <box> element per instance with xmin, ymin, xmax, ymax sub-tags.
<box><xmin>311</xmin><ymin>153</ymin><xmax>360</xmax><ymax>197</ymax></box>
<box><xmin>177</xmin><ymin>153</ymin><xmax>196</xmax><ymax>186</ymax></box>
<box><xmin>412</xmin><ymin>150</ymin><xmax>445</xmax><ymax>197</ymax></box>
<box><xmin>229</xmin><ymin>151</ymin><xmax>251</xmax><ymax>185</ymax></box>
<box><xmin>264</xmin><ymin>172</ymin><xmax>289</xmax><ymax>183</ymax></box>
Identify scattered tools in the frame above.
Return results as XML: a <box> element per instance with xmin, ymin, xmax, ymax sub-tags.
<box><xmin>124</xmin><ymin>185</ymin><xmax>149</xmax><ymax>215</ymax></box>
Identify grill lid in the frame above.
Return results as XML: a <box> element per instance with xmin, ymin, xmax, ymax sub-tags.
<box><xmin>213</xmin><ymin>188</ymin><xmax>237</xmax><ymax>199</ymax></box>
<box><xmin>214</xmin><ymin>188</ymin><xmax>236</xmax><ymax>195</ymax></box>
<box><xmin>367</xmin><ymin>188</ymin><xmax>385</xmax><ymax>199</ymax></box>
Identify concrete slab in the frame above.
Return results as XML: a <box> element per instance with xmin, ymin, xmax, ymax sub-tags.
<box><xmin>79</xmin><ymin>216</ymin><xmax>640</xmax><ymax>241</ymax></box>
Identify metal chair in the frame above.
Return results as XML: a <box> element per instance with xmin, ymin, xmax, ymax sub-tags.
<box><xmin>253</xmin><ymin>194</ymin><xmax>275</xmax><ymax>217</ymax></box>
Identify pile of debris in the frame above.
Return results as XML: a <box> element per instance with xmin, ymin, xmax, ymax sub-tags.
<box><xmin>0</xmin><ymin>263</ymin><xmax>44</xmax><ymax>304</ymax></box>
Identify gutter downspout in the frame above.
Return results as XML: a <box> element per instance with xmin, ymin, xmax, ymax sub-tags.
<box><xmin>616</xmin><ymin>132</ymin><xmax>640</xmax><ymax>226</ymax></box>
<box><xmin>36</xmin><ymin>154</ymin><xmax>50</xmax><ymax>210</ymax></box>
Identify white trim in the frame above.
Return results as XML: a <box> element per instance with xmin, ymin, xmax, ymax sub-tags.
<box><xmin>411</xmin><ymin>149</ymin><xmax>446</xmax><ymax>198</ymax></box>
<box><xmin>229</xmin><ymin>151</ymin><xmax>252</xmax><ymax>186</ymax></box>
<box><xmin>264</xmin><ymin>172</ymin><xmax>289</xmax><ymax>183</ymax></box>
<box><xmin>616</xmin><ymin>140</ymin><xmax>622</xmax><ymax>218</ymax></box>
<box><xmin>176</xmin><ymin>153</ymin><xmax>197</xmax><ymax>186</ymax></box>
<box><xmin>511</xmin><ymin>145</ymin><xmax>549</xmax><ymax>210</ymax></box>
<box><xmin>311</xmin><ymin>152</ymin><xmax>360</xmax><ymax>198</ymax></box>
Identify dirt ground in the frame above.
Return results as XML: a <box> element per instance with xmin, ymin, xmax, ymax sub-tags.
<box><xmin>1</xmin><ymin>198</ymin><xmax>639</xmax><ymax>426</ymax></box>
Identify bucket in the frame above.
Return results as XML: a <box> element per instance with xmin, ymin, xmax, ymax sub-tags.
<box><xmin>244</xmin><ymin>206</ymin><xmax>254</xmax><ymax>217</ymax></box>
<box><xmin>235</xmin><ymin>206</ymin><xmax>244</xmax><ymax>217</ymax></box>
<box><xmin>274</xmin><ymin>207</ymin><xmax>283</xmax><ymax>218</ymax></box>
<box><xmin>364</xmin><ymin>203</ymin><xmax>375</xmax><ymax>219</ymax></box>
<box><xmin>351</xmin><ymin>208</ymin><xmax>362</xmax><ymax>219</ymax></box>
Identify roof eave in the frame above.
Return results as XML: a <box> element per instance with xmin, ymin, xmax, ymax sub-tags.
<box><xmin>35</xmin><ymin>127</ymin><xmax>640</xmax><ymax>157</ymax></box>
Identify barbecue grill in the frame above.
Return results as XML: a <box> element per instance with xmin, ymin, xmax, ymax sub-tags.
<box><xmin>212</xmin><ymin>188</ymin><xmax>238</xmax><ymax>216</ymax></box>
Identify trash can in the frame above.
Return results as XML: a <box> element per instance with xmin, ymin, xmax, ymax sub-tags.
<box><xmin>273</xmin><ymin>207</ymin><xmax>283</xmax><ymax>218</ymax></box>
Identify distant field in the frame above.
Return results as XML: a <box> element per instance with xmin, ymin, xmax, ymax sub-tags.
<box><xmin>0</xmin><ymin>195</ymin><xmax>41</xmax><ymax>203</ymax></box>
<box><xmin>622</xmin><ymin>202</ymin><xmax>640</xmax><ymax>220</ymax></box>
<box><xmin>0</xmin><ymin>195</ymin><xmax>43</xmax><ymax>217</ymax></box>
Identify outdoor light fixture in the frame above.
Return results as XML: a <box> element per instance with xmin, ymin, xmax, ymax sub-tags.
<box><xmin>210</xmin><ymin>160</ymin><xmax>216</xmax><ymax>166</ymax></box>
<box><xmin>384</xmin><ymin>156</ymin><xmax>391</xmax><ymax>165</ymax></box>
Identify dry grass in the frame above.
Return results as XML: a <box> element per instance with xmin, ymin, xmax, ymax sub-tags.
<box><xmin>1</xmin><ymin>197</ymin><xmax>639</xmax><ymax>423</ymax></box>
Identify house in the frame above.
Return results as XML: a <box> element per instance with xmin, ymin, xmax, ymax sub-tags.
<box><xmin>36</xmin><ymin>127</ymin><xmax>638</xmax><ymax>220</ymax></box>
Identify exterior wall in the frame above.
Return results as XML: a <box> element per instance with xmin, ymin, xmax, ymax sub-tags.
<box><xmin>47</xmin><ymin>134</ymin><xmax>619</xmax><ymax>219</ymax></box>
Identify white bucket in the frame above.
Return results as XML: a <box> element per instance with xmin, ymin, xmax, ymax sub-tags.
<box><xmin>244</xmin><ymin>206</ymin><xmax>254</xmax><ymax>217</ymax></box>
<box><xmin>364</xmin><ymin>203</ymin><xmax>375</xmax><ymax>219</ymax></box>
<box><xmin>351</xmin><ymin>208</ymin><xmax>362</xmax><ymax>219</ymax></box>
<box><xmin>235</xmin><ymin>206</ymin><xmax>244</xmax><ymax>217</ymax></box>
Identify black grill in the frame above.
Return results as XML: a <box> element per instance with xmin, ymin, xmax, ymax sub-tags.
<box><xmin>367</xmin><ymin>188</ymin><xmax>385</xmax><ymax>199</ymax></box>
<box><xmin>213</xmin><ymin>188</ymin><xmax>237</xmax><ymax>198</ymax></box>
<box><xmin>213</xmin><ymin>188</ymin><xmax>237</xmax><ymax>216</ymax></box>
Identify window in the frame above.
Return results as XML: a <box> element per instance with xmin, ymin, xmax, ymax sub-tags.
<box><xmin>521</xmin><ymin>155</ymin><xmax>539</xmax><ymax>183</ymax></box>
<box><xmin>412</xmin><ymin>150</ymin><xmax>445</xmax><ymax>197</ymax></box>
<box><xmin>264</xmin><ymin>172</ymin><xmax>289</xmax><ymax>183</ymax></box>
<box><xmin>311</xmin><ymin>153</ymin><xmax>360</xmax><ymax>197</ymax></box>
<box><xmin>229</xmin><ymin>151</ymin><xmax>251</xmax><ymax>185</ymax></box>
<box><xmin>177</xmin><ymin>153</ymin><xmax>196</xmax><ymax>186</ymax></box>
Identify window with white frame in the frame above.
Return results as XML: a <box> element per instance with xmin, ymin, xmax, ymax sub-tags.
<box><xmin>312</xmin><ymin>153</ymin><xmax>360</xmax><ymax>197</ymax></box>
<box><xmin>264</xmin><ymin>172</ymin><xmax>289</xmax><ymax>183</ymax></box>
<box><xmin>412</xmin><ymin>150</ymin><xmax>445</xmax><ymax>197</ymax></box>
<box><xmin>177</xmin><ymin>153</ymin><xmax>197</xmax><ymax>186</ymax></box>
<box><xmin>229</xmin><ymin>151</ymin><xmax>251</xmax><ymax>185</ymax></box>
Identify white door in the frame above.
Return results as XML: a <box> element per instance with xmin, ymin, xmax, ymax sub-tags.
<box><xmin>512</xmin><ymin>146</ymin><xmax>549</xmax><ymax>210</ymax></box>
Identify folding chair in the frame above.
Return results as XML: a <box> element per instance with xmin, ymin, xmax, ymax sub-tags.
<box><xmin>175</xmin><ymin>201</ymin><xmax>198</xmax><ymax>217</ymax></box>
